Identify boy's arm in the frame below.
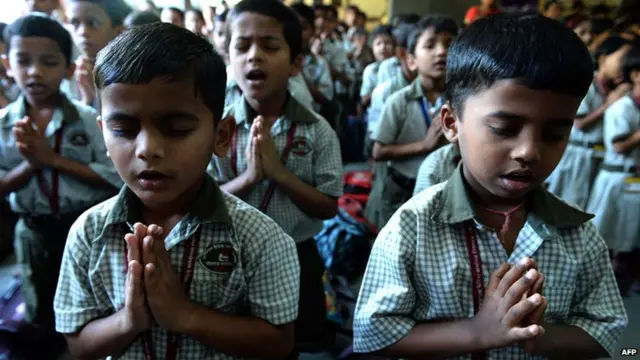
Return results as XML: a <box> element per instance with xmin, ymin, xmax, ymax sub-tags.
<box><xmin>178</xmin><ymin>217</ymin><xmax>300</xmax><ymax>359</ymax></box>
<box><xmin>573</xmin><ymin>104</ymin><xmax>607</xmax><ymax>131</ymax></box>
<box><xmin>55</xmin><ymin>216</ymin><xmax>139</xmax><ymax>359</ymax></box>
<box><xmin>0</xmin><ymin>160</ymin><xmax>35</xmax><ymax>196</ymax></box>
<box><xmin>525</xmin><ymin>223</ymin><xmax>627</xmax><ymax>359</ymax></box>
<box><xmin>612</xmin><ymin>129</ymin><xmax>640</xmax><ymax>154</ymax></box>
<box><xmin>272</xmin><ymin>121</ymin><xmax>342</xmax><ymax>220</ymax></box>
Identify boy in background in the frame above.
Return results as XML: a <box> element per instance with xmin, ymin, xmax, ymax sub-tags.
<box><xmin>354</xmin><ymin>14</ymin><xmax>627</xmax><ymax>359</ymax></box>
<box><xmin>360</xmin><ymin>25</ymin><xmax>395</xmax><ymax>111</ymax></box>
<box><xmin>1</xmin><ymin>13</ymin><xmax>120</xmax><ymax>350</ymax></box>
<box><xmin>64</xmin><ymin>0</ymin><xmax>131</xmax><ymax>107</ymax></box>
<box><xmin>209</xmin><ymin>1</ymin><xmax>343</xmax><ymax>357</ymax></box>
<box><xmin>160</xmin><ymin>7</ymin><xmax>185</xmax><ymax>27</ymax></box>
<box><xmin>54</xmin><ymin>23</ymin><xmax>300</xmax><ymax>360</ymax></box>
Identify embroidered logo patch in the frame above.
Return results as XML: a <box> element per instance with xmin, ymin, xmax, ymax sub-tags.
<box><xmin>68</xmin><ymin>131</ymin><xmax>89</xmax><ymax>147</ymax></box>
<box><xmin>199</xmin><ymin>243</ymin><xmax>237</xmax><ymax>274</ymax></box>
<box><xmin>291</xmin><ymin>136</ymin><xmax>312</xmax><ymax>156</ymax></box>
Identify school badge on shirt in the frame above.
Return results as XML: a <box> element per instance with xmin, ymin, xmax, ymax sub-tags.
<box><xmin>68</xmin><ymin>131</ymin><xmax>89</xmax><ymax>147</ymax></box>
<box><xmin>199</xmin><ymin>243</ymin><xmax>237</xmax><ymax>274</ymax></box>
<box><xmin>291</xmin><ymin>136</ymin><xmax>312</xmax><ymax>156</ymax></box>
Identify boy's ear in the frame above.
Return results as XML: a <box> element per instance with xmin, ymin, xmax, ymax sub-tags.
<box><xmin>396</xmin><ymin>47</ymin><xmax>407</xmax><ymax>59</ymax></box>
<box><xmin>290</xmin><ymin>54</ymin><xmax>303</xmax><ymax>77</ymax></box>
<box><xmin>407</xmin><ymin>53</ymin><xmax>418</xmax><ymax>72</ymax></box>
<box><xmin>213</xmin><ymin>115</ymin><xmax>236</xmax><ymax>157</ymax></box>
<box><xmin>441</xmin><ymin>103</ymin><xmax>459</xmax><ymax>143</ymax></box>
<box><xmin>97</xmin><ymin>115</ymin><xmax>103</xmax><ymax>131</ymax></box>
<box><xmin>1</xmin><ymin>55</ymin><xmax>12</xmax><ymax>78</ymax></box>
<box><xmin>65</xmin><ymin>62</ymin><xmax>76</xmax><ymax>80</ymax></box>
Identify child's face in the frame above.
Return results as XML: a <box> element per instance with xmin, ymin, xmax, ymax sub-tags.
<box><xmin>186</xmin><ymin>11</ymin><xmax>205</xmax><ymax>36</ymax></box>
<box><xmin>600</xmin><ymin>45</ymin><xmax>632</xmax><ymax>84</ymax></box>
<box><xmin>573</xmin><ymin>21</ymin><xmax>592</xmax><ymax>45</ymax></box>
<box><xmin>545</xmin><ymin>3</ymin><xmax>562</xmax><ymax>20</ymax></box>
<box><xmin>99</xmin><ymin>78</ymin><xmax>232</xmax><ymax>207</ymax></box>
<box><xmin>229</xmin><ymin>12</ymin><xmax>300</xmax><ymax>104</ymax></box>
<box><xmin>2</xmin><ymin>36</ymin><xmax>73</xmax><ymax>105</ymax></box>
<box><xmin>25</xmin><ymin>0</ymin><xmax>59</xmax><ymax>14</ymax></box>
<box><xmin>161</xmin><ymin>9</ymin><xmax>184</xmax><ymax>28</ymax></box>
<box><xmin>297</xmin><ymin>16</ymin><xmax>314</xmax><ymax>52</ymax></box>
<box><xmin>412</xmin><ymin>27</ymin><xmax>453</xmax><ymax>81</ymax></box>
<box><xmin>67</xmin><ymin>2</ymin><xmax>119</xmax><ymax>59</ymax></box>
<box><xmin>213</xmin><ymin>21</ymin><xmax>228</xmax><ymax>56</ymax></box>
<box><xmin>372</xmin><ymin>34</ymin><xmax>394</xmax><ymax>62</ymax></box>
<box><xmin>442</xmin><ymin>80</ymin><xmax>580</xmax><ymax>204</ymax></box>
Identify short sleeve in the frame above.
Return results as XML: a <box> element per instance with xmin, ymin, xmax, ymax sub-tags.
<box><xmin>565</xmin><ymin>222</ymin><xmax>628</xmax><ymax>357</ymax></box>
<box><xmin>353</xmin><ymin>208</ymin><xmax>418</xmax><ymax>353</ymax></box>
<box><xmin>54</xmin><ymin>215</ymin><xmax>106</xmax><ymax>334</ymax></box>
<box><xmin>242</xmin><ymin>214</ymin><xmax>300</xmax><ymax>325</ymax></box>
<box><xmin>576</xmin><ymin>85</ymin><xmax>598</xmax><ymax>116</ymax></box>
<box><xmin>360</xmin><ymin>64</ymin><xmax>378</xmax><ymax>98</ymax></box>
<box><xmin>414</xmin><ymin>154</ymin><xmax>439</xmax><ymax>195</ymax></box>
<box><xmin>604</xmin><ymin>99</ymin><xmax>634</xmax><ymax>143</ymax></box>
<box><xmin>371</xmin><ymin>92</ymin><xmax>405</xmax><ymax>144</ymax></box>
<box><xmin>312</xmin><ymin>120</ymin><xmax>344</xmax><ymax>198</ymax></box>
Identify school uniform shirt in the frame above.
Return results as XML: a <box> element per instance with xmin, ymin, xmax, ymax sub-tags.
<box><xmin>360</xmin><ymin>61</ymin><xmax>381</xmax><ymax>98</ymax></box>
<box><xmin>372</xmin><ymin>78</ymin><xmax>445</xmax><ymax>180</ymax></box>
<box><xmin>587</xmin><ymin>95</ymin><xmax>640</xmax><ymax>252</ymax></box>
<box><xmin>354</xmin><ymin>164</ymin><xmax>628</xmax><ymax>358</ymax></box>
<box><xmin>322</xmin><ymin>39</ymin><xmax>356</xmax><ymax>97</ymax></box>
<box><xmin>546</xmin><ymin>79</ymin><xmax>606</xmax><ymax>209</ymax></box>
<box><xmin>209</xmin><ymin>95</ymin><xmax>343</xmax><ymax>243</ymax></box>
<box><xmin>54</xmin><ymin>176</ymin><xmax>300</xmax><ymax>360</ymax></box>
<box><xmin>224</xmin><ymin>66</ymin><xmax>314</xmax><ymax>111</ymax></box>
<box><xmin>375</xmin><ymin>56</ymin><xmax>401</xmax><ymax>86</ymax></box>
<box><xmin>303</xmin><ymin>54</ymin><xmax>334</xmax><ymax>112</ymax></box>
<box><xmin>366</xmin><ymin>73</ymin><xmax>411</xmax><ymax>137</ymax></box>
<box><xmin>0</xmin><ymin>94</ymin><xmax>122</xmax><ymax>216</ymax></box>
<box><xmin>413</xmin><ymin>143</ymin><xmax>461</xmax><ymax>196</ymax></box>
<box><xmin>0</xmin><ymin>80</ymin><xmax>21</xmax><ymax>104</ymax></box>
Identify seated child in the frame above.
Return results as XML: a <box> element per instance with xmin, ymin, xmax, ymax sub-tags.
<box><xmin>64</xmin><ymin>0</ymin><xmax>131</xmax><ymax>107</ymax></box>
<box><xmin>0</xmin><ymin>13</ymin><xmax>121</xmax><ymax>334</ymax></box>
<box><xmin>54</xmin><ymin>23</ymin><xmax>301</xmax><ymax>360</ymax></box>
<box><xmin>354</xmin><ymin>14</ymin><xmax>627</xmax><ymax>359</ymax></box>
<box><xmin>545</xmin><ymin>35</ymin><xmax>631</xmax><ymax>209</ymax></box>
<box><xmin>587</xmin><ymin>41</ymin><xmax>640</xmax><ymax>296</ymax></box>
<box><xmin>413</xmin><ymin>142</ymin><xmax>461</xmax><ymax>195</ymax></box>
<box><xmin>291</xmin><ymin>2</ymin><xmax>334</xmax><ymax>113</ymax></box>
<box><xmin>123</xmin><ymin>10</ymin><xmax>161</xmax><ymax>28</ymax></box>
<box><xmin>208</xmin><ymin>0</ymin><xmax>343</xmax><ymax>356</ymax></box>
<box><xmin>360</xmin><ymin>25</ymin><xmax>395</xmax><ymax>111</ymax></box>
<box><xmin>160</xmin><ymin>6</ymin><xmax>184</xmax><ymax>27</ymax></box>
<box><xmin>364</xmin><ymin>15</ymin><xmax>457</xmax><ymax>229</ymax></box>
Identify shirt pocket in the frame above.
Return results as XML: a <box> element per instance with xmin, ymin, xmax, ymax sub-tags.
<box><xmin>191</xmin><ymin>265</ymin><xmax>247</xmax><ymax>314</ymax></box>
<box><xmin>543</xmin><ymin>286</ymin><xmax>576</xmax><ymax>324</ymax></box>
<box><xmin>286</xmin><ymin>138</ymin><xmax>314</xmax><ymax>184</ymax></box>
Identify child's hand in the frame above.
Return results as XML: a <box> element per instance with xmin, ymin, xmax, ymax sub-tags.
<box><xmin>123</xmin><ymin>226</ymin><xmax>152</xmax><ymax>334</ymax></box>
<box><xmin>13</xmin><ymin>116</ymin><xmax>57</xmax><ymax>168</ymax></box>
<box><xmin>244</xmin><ymin>120</ymin><xmax>263</xmax><ymax>185</ymax></box>
<box><xmin>255</xmin><ymin>117</ymin><xmax>285</xmax><ymax>180</ymax></box>
<box><xmin>522</xmin><ymin>269</ymin><xmax>548</xmax><ymax>354</ymax></box>
<box><xmin>142</xmin><ymin>224</ymin><xmax>191</xmax><ymax>332</ymax></box>
<box><xmin>75</xmin><ymin>56</ymin><xmax>96</xmax><ymax>106</ymax></box>
<box><xmin>471</xmin><ymin>258</ymin><xmax>545</xmax><ymax>350</ymax></box>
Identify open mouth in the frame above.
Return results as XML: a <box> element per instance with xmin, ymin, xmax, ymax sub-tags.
<box><xmin>137</xmin><ymin>170</ymin><xmax>170</xmax><ymax>190</ymax></box>
<box><xmin>138</xmin><ymin>170</ymin><xmax>168</xmax><ymax>180</ymax></box>
<box><xmin>26</xmin><ymin>83</ymin><xmax>48</xmax><ymax>93</ymax></box>
<box><xmin>246</xmin><ymin>68</ymin><xmax>267</xmax><ymax>82</ymax></box>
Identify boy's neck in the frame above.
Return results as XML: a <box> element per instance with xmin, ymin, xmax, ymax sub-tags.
<box><xmin>400</xmin><ymin>62</ymin><xmax>416</xmax><ymax>84</ymax></box>
<box><xmin>632</xmin><ymin>84</ymin><xmax>640</xmax><ymax>99</ymax></box>
<box><xmin>246</xmin><ymin>90</ymin><xmax>288</xmax><ymax>123</ymax></box>
<box><xmin>26</xmin><ymin>93</ymin><xmax>61</xmax><ymax>128</ymax></box>
<box><xmin>419</xmin><ymin>75</ymin><xmax>445</xmax><ymax>104</ymax></box>
<box><xmin>140</xmin><ymin>176</ymin><xmax>205</xmax><ymax>234</ymax></box>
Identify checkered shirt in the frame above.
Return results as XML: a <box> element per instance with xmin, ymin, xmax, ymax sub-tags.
<box><xmin>54</xmin><ymin>176</ymin><xmax>300</xmax><ymax>360</ymax></box>
<box><xmin>208</xmin><ymin>95</ymin><xmax>344</xmax><ymax>243</ymax></box>
<box><xmin>353</xmin><ymin>165</ymin><xmax>628</xmax><ymax>358</ymax></box>
<box><xmin>413</xmin><ymin>143</ymin><xmax>460</xmax><ymax>195</ymax></box>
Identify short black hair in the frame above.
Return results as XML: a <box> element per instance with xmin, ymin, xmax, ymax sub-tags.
<box><xmin>591</xmin><ymin>18</ymin><xmax>613</xmax><ymax>36</ymax></box>
<box><xmin>408</xmin><ymin>15</ymin><xmax>458</xmax><ymax>55</ymax></box>
<box><xmin>164</xmin><ymin>7</ymin><xmax>185</xmax><ymax>21</ymax></box>
<box><xmin>4</xmin><ymin>14</ymin><xmax>73</xmax><ymax>65</ymax></box>
<box><xmin>447</xmin><ymin>13</ymin><xmax>593</xmax><ymax>112</ymax></box>
<box><xmin>124</xmin><ymin>10</ymin><xmax>161</xmax><ymax>27</ymax></box>
<box><xmin>69</xmin><ymin>0</ymin><xmax>131</xmax><ymax>27</ymax></box>
<box><xmin>325</xmin><ymin>6</ymin><xmax>338</xmax><ymax>20</ymax></box>
<box><xmin>371</xmin><ymin>25</ymin><xmax>394</xmax><ymax>43</ymax></box>
<box><xmin>392</xmin><ymin>23</ymin><xmax>417</xmax><ymax>49</ymax></box>
<box><xmin>595</xmin><ymin>35</ymin><xmax>630</xmax><ymax>61</ymax></box>
<box><xmin>290</xmin><ymin>2</ymin><xmax>315</xmax><ymax>27</ymax></box>
<box><xmin>622</xmin><ymin>40</ymin><xmax>640</xmax><ymax>83</ymax></box>
<box><xmin>228</xmin><ymin>0</ymin><xmax>302</xmax><ymax>63</ymax></box>
<box><xmin>95</xmin><ymin>23</ymin><xmax>226</xmax><ymax>124</ymax></box>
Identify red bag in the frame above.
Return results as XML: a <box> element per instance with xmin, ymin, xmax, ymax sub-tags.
<box><xmin>342</xmin><ymin>171</ymin><xmax>373</xmax><ymax>207</ymax></box>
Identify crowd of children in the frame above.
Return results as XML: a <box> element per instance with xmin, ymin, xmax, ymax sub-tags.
<box><xmin>0</xmin><ymin>0</ymin><xmax>637</xmax><ymax>359</ymax></box>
